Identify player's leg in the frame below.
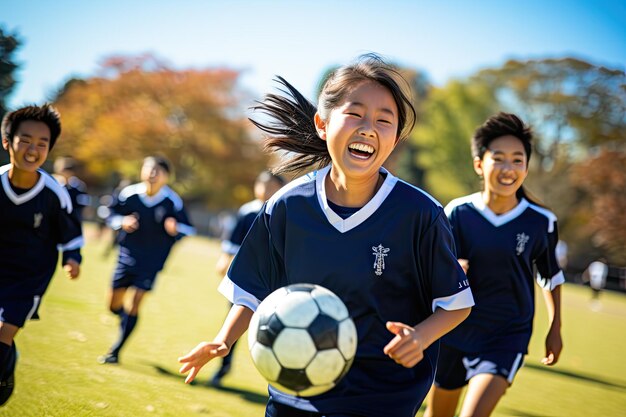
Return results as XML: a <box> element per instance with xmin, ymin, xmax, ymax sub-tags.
<box><xmin>108</xmin><ymin>287</ymin><xmax>127</xmax><ymax>316</ymax></box>
<box><xmin>457</xmin><ymin>374</ymin><xmax>508</xmax><ymax>417</ymax></box>
<box><xmin>424</xmin><ymin>343</ymin><xmax>466</xmax><ymax>417</ymax></box>
<box><xmin>457</xmin><ymin>351</ymin><xmax>523</xmax><ymax>417</ymax></box>
<box><xmin>210</xmin><ymin>302</ymin><xmax>236</xmax><ymax>386</ymax></box>
<box><xmin>424</xmin><ymin>385</ymin><xmax>463</xmax><ymax>417</ymax></box>
<box><xmin>0</xmin><ymin>320</ymin><xmax>20</xmax><ymax>405</ymax></box>
<box><xmin>104</xmin><ymin>287</ymin><xmax>146</xmax><ymax>362</ymax></box>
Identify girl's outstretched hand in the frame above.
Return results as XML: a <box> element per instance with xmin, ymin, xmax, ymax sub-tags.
<box><xmin>383</xmin><ymin>321</ymin><xmax>425</xmax><ymax>368</ymax></box>
<box><xmin>178</xmin><ymin>341</ymin><xmax>230</xmax><ymax>383</ymax></box>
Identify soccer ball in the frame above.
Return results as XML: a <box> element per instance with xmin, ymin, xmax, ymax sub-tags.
<box><xmin>248</xmin><ymin>283</ymin><xmax>357</xmax><ymax>397</ymax></box>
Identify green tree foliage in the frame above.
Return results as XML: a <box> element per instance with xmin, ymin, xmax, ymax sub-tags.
<box><xmin>409</xmin><ymin>80</ymin><xmax>498</xmax><ymax>203</ymax></box>
<box><xmin>571</xmin><ymin>147</ymin><xmax>626</xmax><ymax>265</ymax></box>
<box><xmin>0</xmin><ymin>26</ymin><xmax>20</xmax><ymax>119</ymax></box>
<box><xmin>51</xmin><ymin>53</ymin><xmax>269</xmax><ymax>209</ymax></box>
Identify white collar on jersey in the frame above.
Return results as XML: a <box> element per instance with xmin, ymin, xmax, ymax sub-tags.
<box><xmin>315</xmin><ymin>165</ymin><xmax>398</xmax><ymax>233</ymax></box>
<box><xmin>470</xmin><ymin>192</ymin><xmax>530</xmax><ymax>227</ymax></box>
<box><xmin>132</xmin><ymin>182</ymin><xmax>169</xmax><ymax>207</ymax></box>
<box><xmin>1</xmin><ymin>166</ymin><xmax>47</xmax><ymax>205</ymax></box>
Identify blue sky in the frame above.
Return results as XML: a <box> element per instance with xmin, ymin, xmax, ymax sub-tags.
<box><xmin>3</xmin><ymin>0</ymin><xmax>625</xmax><ymax>108</ymax></box>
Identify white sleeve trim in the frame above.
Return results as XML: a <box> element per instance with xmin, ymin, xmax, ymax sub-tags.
<box><xmin>57</xmin><ymin>236</ymin><xmax>84</xmax><ymax>251</ymax></box>
<box><xmin>221</xmin><ymin>240</ymin><xmax>240</xmax><ymax>255</ymax></box>
<box><xmin>108</xmin><ymin>215</ymin><xmax>124</xmax><ymax>230</ymax></box>
<box><xmin>176</xmin><ymin>223</ymin><xmax>196</xmax><ymax>236</ymax></box>
<box><xmin>217</xmin><ymin>276</ymin><xmax>261</xmax><ymax>311</ymax></box>
<box><xmin>432</xmin><ymin>287</ymin><xmax>475</xmax><ymax>312</ymax></box>
<box><xmin>537</xmin><ymin>270</ymin><xmax>565</xmax><ymax>291</ymax></box>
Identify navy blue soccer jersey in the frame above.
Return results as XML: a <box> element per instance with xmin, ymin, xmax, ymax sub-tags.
<box><xmin>221</xmin><ymin>199</ymin><xmax>264</xmax><ymax>256</ymax></box>
<box><xmin>64</xmin><ymin>176</ymin><xmax>90</xmax><ymax>221</ymax></box>
<box><xmin>0</xmin><ymin>164</ymin><xmax>83</xmax><ymax>297</ymax></box>
<box><xmin>218</xmin><ymin>166</ymin><xmax>474</xmax><ymax>416</ymax></box>
<box><xmin>108</xmin><ymin>183</ymin><xmax>195</xmax><ymax>273</ymax></box>
<box><xmin>442</xmin><ymin>192</ymin><xmax>564</xmax><ymax>354</ymax></box>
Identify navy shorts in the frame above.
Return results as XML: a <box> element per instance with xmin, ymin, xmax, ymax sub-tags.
<box><xmin>112</xmin><ymin>268</ymin><xmax>158</xmax><ymax>291</ymax></box>
<box><xmin>265</xmin><ymin>397</ymin><xmax>359</xmax><ymax>417</ymax></box>
<box><xmin>0</xmin><ymin>296</ymin><xmax>42</xmax><ymax>328</ymax></box>
<box><xmin>435</xmin><ymin>344</ymin><xmax>525</xmax><ymax>390</ymax></box>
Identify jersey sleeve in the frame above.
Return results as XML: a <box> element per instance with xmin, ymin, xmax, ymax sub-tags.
<box><xmin>57</xmin><ymin>193</ymin><xmax>84</xmax><ymax>265</ymax></box>
<box><xmin>420</xmin><ymin>210</ymin><xmax>474</xmax><ymax>312</ymax></box>
<box><xmin>107</xmin><ymin>190</ymin><xmax>134</xmax><ymax>230</ymax></box>
<box><xmin>218</xmin><ymin>204</ymin><xmax>285</xmax><ymax>311</ymax></box>
<box><xmin>535</xmin><ymin>220</ymin><xmax>565</xmax><ymax>291</ymax></box>
<box><xmin>172</xmin><ymin>201</ymin><xmax>195</xmax><ymax>238</ymax></box>
<box><xmin>221</xmin><ymin>211</ymin><xmax>253</xmax><ymax>255</ymax></box>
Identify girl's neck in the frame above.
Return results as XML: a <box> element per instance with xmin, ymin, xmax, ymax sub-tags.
<box><xmin>144</xmin><ymin>182</ymin><xmax>163</xmax><ymax>197</ymax></box>
<box><xmin>9</xmin><ymin>166</ymin><xmax>40</xmax><ymax>189</ymax></box>
<box><xmin>481</xmin><ymin>190</ymin><xmax>519</xmax><ymax>214</ymax></box>
<box><xmin>325</xmin><ymin>168</ymin><xmax>383</xmax><ymax>208</ymax></box>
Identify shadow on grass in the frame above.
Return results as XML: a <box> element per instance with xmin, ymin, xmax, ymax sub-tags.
<box><xmin>525</xmin><ymin>363</ymin><xmax>626</xmax><ymax>391</ymax></box>
<box><xmin>149</xmin><ymin>363</ymin><xmax>268</xmax><ymax>405</ymax></box>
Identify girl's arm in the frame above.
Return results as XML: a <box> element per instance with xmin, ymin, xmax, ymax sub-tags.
<box><xmin>541</xmin><ymin>285</ymin><xmax>562</xmax><ymax>365</ymax></box>
<box><xmin>178</xmin><ymin>304</ymin><xmax>254</xmax><ymax>383</ymax></box>
<box><xmin>383</xmin><ymin>307</ymin><xmax>471</xmax><ymax>368</ymax></box>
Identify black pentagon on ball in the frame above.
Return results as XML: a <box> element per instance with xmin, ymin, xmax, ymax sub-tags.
<box><xmin>277</xmin><ymin>368</ymin><xmax>312</xmax><ymax>392</ymax></box>
<box><xmin>307</xmin><ymin>314</ymin><xmax>338</xmax><ymax>350</ymax></box>
<box><xmin>256</xmin><ymin>313</ymin><xmax>285</xmax><ymax>347</ymax></box>
<box><xmin>285</xmin><ymin>283</ymin><xmax>316</xmax><ymax>293</ymax></box>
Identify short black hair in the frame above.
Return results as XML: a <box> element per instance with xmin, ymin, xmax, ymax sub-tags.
<box><xmin>143</xmin><ymin>155</ymin><xmax>171</xmax><ymax>174</ymax></box>
<box><xmin>1</xmin><ymin>104</ymin><xmax>62</xmax><ymax>150</ymax></box>
<box><xmin>471</xmin><ymin>112</ymin><xmax>533</xmax><ymax>163</ymax></box>
<box><xmin>256</xmin><ymin>170</ymin><xmax>286</xmax><ymax>187</ymax></box>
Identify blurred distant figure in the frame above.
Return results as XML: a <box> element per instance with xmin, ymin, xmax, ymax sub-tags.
<box><xmin>555</xmin><ymin>240</ymin><xmax>568</xmax><ymax>270</ymax></box>
<box><xmin>588</xmin><ymin>259</ymin><xmax>608</xmax><ymax>305</ymax></box>
<box><xmin>53</xmin><ymin>156</ymin><xmax>90</xmax><ymax>222</ymax></box>
<box><xmin>98</xmin><ymin>156</ymin><xmax>195</xmax><ymax>365</ymax></box>
<box><xmin>96</xmin><ymin>178</ymin><xmax>131</xmax><ymax>257</ymax></box>
<box><xmin>210</xmin><ymin>170</ymin><xmax>286</xmax><ymax>386</ymax></box>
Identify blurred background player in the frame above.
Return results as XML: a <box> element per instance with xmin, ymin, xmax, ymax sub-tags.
<box><xmin>425</xmin><ymin>113</ymin><xmax>564</xmax><ymax>417</ymax></box>
<box><xmin>210</xmin><ymin>170</ymin><xmax>286</xmax><ymax>386</ymax></box>
<box><xmin>98</xmin><ymin>156</ymin><xmax>195</xmax><ymax>365</ymax></box>
<box><xmin>0</xmin><ymin>104</ymin><xmax>83</xmax><ymax>406</ymax></box>
<box><xmin>52</xmin><ymin>156</ymin><xmax>91</xmax><ymax>222</ymax></box>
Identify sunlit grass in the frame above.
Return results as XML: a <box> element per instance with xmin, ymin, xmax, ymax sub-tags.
<box><xmin>2</xmin><ymin>224</ymin><xmax>625</xmax><ymax>416</ymax></box>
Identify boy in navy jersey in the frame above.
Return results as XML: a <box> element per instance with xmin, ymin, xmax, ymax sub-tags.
<box><xmin>211</xmin><ymin>170</ymin><xmax>285</xmax><ymax>386</ymax></box>
<box><xmin>425</xmin><ymin>113</ymin><xmax>564</xmax><ymax>417</ymax></box>
<box><xmin>98</xmin><ymin>156</ymin><xmax>195</xmax><ymax>365</ymax></box>
<box><xmin>179</xmin><ymin>55</ymin><xmax>474</xmax><ymax>416</ymax></box>
<box><xmin>0</xmin><ymin>104</ymin><xmax>83</xmax><ymax>406</ymax></box>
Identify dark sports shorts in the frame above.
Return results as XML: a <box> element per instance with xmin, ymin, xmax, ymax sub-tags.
<box><xmin>0</xmin><ymin>296</ymin><xmax>42</xmax><ymax>328</ymax></box>
<box><xmin>265</xmin><ymin>397</ymin><xmax>359</xmax><ymax>417</ymax></box>
<box><xmin>435</xmin><ymin>343</ymin><xmax>525</xmax><ymax>390</ymax></box>
<box><xmin>112</xmin><ymin>267</ymin><xmax>158</xmax><ymax>291</ymax></box>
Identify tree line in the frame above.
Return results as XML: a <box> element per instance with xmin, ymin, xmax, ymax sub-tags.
<box><xmin>1</xmin><ymin>27</ymin><xmax>624</xmax><ymax>267</ymax></box>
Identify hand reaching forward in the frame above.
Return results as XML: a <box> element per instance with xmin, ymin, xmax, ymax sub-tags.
<box><xmin>178</xmin><ymin>341</ymin><xmax>230</xmax><ymax>383</ymax></box>
<box><xmin>383</xmin><ymin>321</ymin><xmax>425</xmax><ymax>368</ymax></box>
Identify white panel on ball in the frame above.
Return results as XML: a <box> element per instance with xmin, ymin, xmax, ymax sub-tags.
<box><xmin>311</xmin><ymin>287</ymin><xmax>349</xmax><ymax>321</ymax></box>
<box><xmin>250</xmin><ymin>342</ymin><xmax>281</xmax><ymax>381</ymax></box>
<box><xmin>337</xmin><ymin>319</ymin><xmax>358</xmax><ymax>359</ymax></box>
<box><xmin>275</xmin><ymin>292</ymin><xmax>319</xmax><ymax>327</ymax></box>
<box><xmin>305</xmin><ymin>349</ymin><xmax>346</xmax><ymax>384</ymax></box>
<box><xmin>273</xmin><ymin>328</ymin><xmax>317</xmax><ymax>368</ymax></box>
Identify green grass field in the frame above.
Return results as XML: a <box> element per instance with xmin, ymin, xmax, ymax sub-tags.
<box><xmin>2</xmin><ymin>225</ymin><xmax>625</xmax><ymax>416</ymax></box>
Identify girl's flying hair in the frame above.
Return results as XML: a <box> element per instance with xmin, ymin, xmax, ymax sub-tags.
<box><xmin>250</xmin><ymin>53</ymin><xmax>416</xmax><ymax>174</ymax></box>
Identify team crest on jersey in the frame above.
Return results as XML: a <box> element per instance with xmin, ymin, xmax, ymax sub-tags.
<box><xmin>372</xmin><ymin>244</ymin><xmax>390</xmax><ymax>276</ymax></box>
<box><xmin>33</xmin><ymin>213</ymin><xmax>43</xmax><ymax>229</ymax></box>
<box><xmin>516</xmin><ymin>233</ymin><xmax>529</xmax><ymax>255</ymax></box>
<box><xmin>155</xmin><ymin>206</ymin><xmax>166</xmax><ymax>223</ymax></box>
